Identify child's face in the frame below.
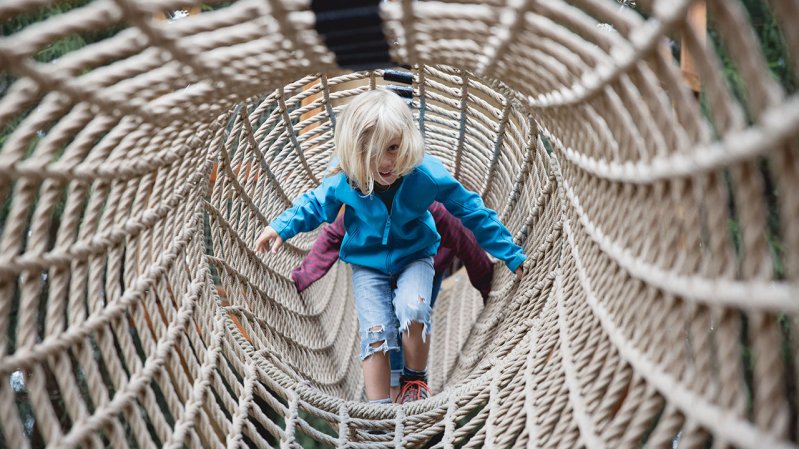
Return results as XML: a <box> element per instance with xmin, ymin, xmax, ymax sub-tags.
<box><xmin>375</xmin><ymin>137</ymin><xmax>401</xmax><ymax>186</ymax></box>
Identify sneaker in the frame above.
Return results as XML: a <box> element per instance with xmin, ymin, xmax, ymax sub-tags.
<box><xmin>397</xmin><ymin>379</ymin><xmax>431</xmax><ymax>403</ymax></box>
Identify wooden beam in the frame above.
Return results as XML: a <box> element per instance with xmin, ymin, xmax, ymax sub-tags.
<box><xmin>680</xmin><ymin>0</ymin><xmax>706</xmax><ymax>93</ymax></box>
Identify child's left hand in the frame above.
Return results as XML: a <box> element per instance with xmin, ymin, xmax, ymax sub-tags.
<box><xmin>255</xmin><ymin>226</ymin><xmax>284</xmax><ymax>254</ymax></box>
<box><xmin>515</xmin><ymin>266</ymin><xmax>524</xmax><ymax>281</ymax></box>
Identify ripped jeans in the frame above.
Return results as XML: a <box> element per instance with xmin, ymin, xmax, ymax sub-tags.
<box><xmin>389</xmin><ymin>272</ymin><xmax>443</xmax><ymax>386</ymax></box>
<box><xmin>351</xmin><ymin>257</ymin><xmax>435</xmax><ymax>361</ymax></box>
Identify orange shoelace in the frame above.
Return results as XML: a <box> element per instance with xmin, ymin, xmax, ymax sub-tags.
<box><xmin>398</xmin><ymin>379</ymin><xmax>431</xmax><ymax>404</ymax></box>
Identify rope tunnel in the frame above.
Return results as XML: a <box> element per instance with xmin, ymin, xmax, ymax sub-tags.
<box><xmin>1</xmin><ymin>0</ymin><xmax>798</xmax><ymax>447</ymax></box>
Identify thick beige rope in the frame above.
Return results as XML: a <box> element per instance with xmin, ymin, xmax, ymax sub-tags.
<box><xmin>1</xmin><ymin>0</ymin><xmax>798</xmax><ymax>448</ymax></box>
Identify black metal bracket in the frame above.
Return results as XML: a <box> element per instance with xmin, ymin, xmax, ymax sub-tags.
<box><xmin>383</xmin><ymin>69</ymin><xmax>414</xmax><ymax>85</ymax></box>
<box><xmin>311</xmin><ymin>0</ymin><xmax>393</xmax><ymax>71</ymax></box>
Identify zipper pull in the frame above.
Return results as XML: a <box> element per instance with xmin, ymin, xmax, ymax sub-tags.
<box><xmin>382</xmin><ymin>216</ymin><xmax>391</xmax><ymax>245</ymax></box>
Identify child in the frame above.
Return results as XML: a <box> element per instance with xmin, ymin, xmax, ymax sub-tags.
<box><xmin>290</xmin><ymin>201</ymin><xmax>495</xmax><ymax>401</ymax></box>
<box><xmin>255</xmin><ymin>89</ymin><xmax>525</xmax><ymax>404</ymax></box>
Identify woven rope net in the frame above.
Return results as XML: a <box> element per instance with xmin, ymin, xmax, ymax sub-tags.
<box><xmin>2</xmin><ymin>0</ymin><xmax>799</xmax><ymax>448</ymax></box>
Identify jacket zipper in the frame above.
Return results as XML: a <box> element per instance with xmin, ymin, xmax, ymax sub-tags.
<box><xmin>378</xmin><ymin>178</ymin><xmax>404</xmax><ymax>274</ymax></box>
<box><xmin>382</xmin><ymin>216</ymin><xmax>391</xmax><ymax>245</ymax></box>
<box><xmin>383</xmin><ymin>202</ymin><xmax>392</xmax><ymax>273</ymax></box>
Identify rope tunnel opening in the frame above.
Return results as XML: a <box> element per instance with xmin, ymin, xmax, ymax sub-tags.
<box><xmin>1</xmin><ymin>1</ymin><xmax>798</xmax><ymax>448</ymax></box>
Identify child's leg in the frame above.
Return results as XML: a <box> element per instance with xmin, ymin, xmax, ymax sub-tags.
<box><xmin>403</xmin><ymin>323</ymin><xmax>430</xmax><ymax>371</ymax></box>
<box><xmin>362</xmin><ymin>352</ymin><xmax>391</xmax><ymax>401</ymax></box>
<box><xmin>394</xmin><ymin>257</ymin><xmax>435</xmax><ymax>373</ymax></box>
<box><xmin>351</xmin><ymin>265</ymin><xmax>400</xmax><ymax>401</ymax></box>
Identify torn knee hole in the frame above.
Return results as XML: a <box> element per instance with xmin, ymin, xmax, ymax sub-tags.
<box><xmin>369</xmin><ymin>340</ymin><xmax>386</xmax><ymax>349</ymax></box>
<box><xmin>369</xmin><ymin>325</ymin><xmax>384</xmax><ymax>333</ymax></box>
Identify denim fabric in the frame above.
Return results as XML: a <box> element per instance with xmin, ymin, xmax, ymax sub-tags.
<box><xmin>430</xmin><ymin>272</ymin><xmax>443</xmax><ymax>306</ymax></box>
<box><xmin>352</xmin><ymin>257</ymin><xmax>435</xmax><ymax>361</ymax></box>
<box><xmin>389</xmin><ymin>272</ymin><xmax>443</xmax><ymax>387</ymax></box>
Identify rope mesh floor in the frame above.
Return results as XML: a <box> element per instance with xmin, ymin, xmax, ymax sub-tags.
<box><xmin>1</xmin><ymin>0</ymin><xmax>799</xmax><ymax>447</ymax></box>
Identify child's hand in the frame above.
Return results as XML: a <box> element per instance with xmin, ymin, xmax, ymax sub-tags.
<box><xmin>255</xmin><ymin>226</ymin><xmax>284</xmax><ymax>254</ymax></box>
<box><xmin>515</xmin><ymin>266</ymin><xmax>524</xmax><ymax>281</ymax></box>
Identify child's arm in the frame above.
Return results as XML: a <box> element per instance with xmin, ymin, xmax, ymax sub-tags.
<box><xmin>291</xmin><ymin>215</ymin><xmax>346</xmax><ymax>292</ymax></box>
<box><xmin>427</xmin><ymin>160</ymin><xmax>526</xmax><ymax>274</ymax></box>
<box><xmin>255</xmin><ymin>175</ymin><xmax>343</xmax><ymax>254</ymax></box>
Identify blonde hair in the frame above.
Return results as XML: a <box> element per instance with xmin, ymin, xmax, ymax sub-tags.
<box><xmin>333</xmin><ymin>89</ymin><xmax>424</xmax><ymax>195</ymax></box>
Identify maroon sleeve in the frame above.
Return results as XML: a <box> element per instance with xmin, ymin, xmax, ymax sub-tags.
<box><xmin>291</xmin><ymin>214</ymin><xmax>346</xmax><ymax>292</ymax></box>
<box><xmin>430</xmin><ymin>202</ymin><xmax>494</xmax><ymax>302</ymax></box>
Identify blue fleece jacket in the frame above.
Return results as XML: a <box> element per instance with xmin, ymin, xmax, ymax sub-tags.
<box><xmin>269</xmin><ymin>154</ymin><xmax>526</xmax><ymax>275</ymax></box>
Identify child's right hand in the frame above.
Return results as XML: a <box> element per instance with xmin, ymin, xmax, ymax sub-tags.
<box><xmin>255</xmin><ymin>226</ymin><xmax>284</xmax><ymax>254</ymax></box>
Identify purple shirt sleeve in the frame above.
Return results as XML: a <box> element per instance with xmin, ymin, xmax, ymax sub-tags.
<box><xmin>430</xmin><ymin>202</ymin><xmax>494</xmax><ymax>302</ymax></box>
<box><xmin>291</xmin><ymin>214</ymin><xmax>346</xmax><ymax>292</ymax></box>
